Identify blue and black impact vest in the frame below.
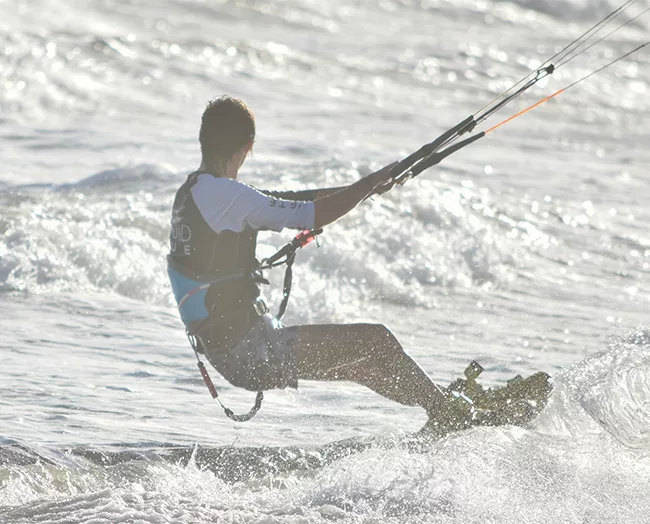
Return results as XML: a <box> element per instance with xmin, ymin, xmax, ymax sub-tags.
<box><xmin>167</xmin><ymin>171</ymin><xmax>317</xmax><ymax>347</ymax></box>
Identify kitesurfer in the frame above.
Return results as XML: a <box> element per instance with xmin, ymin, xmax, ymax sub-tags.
<box><xmin>165</xmin><ymin>3</ymin><xmax>650</xmax><ymax>429</ymax></box>
<box><xmin>167</xmin><ymin>95</ymin><xmax>472</xmax><ymax>430</ymax></box>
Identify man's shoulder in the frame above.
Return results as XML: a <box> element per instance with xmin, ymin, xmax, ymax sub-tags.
<box><xmin>193</xmin><ymin>174</ymin><xmax>259</xmax><ymax>194</ymax></box>
<box><xmin>190</xmin><ymin>175</ymin><xmax>268</xmax><ymax>216</ymax></box>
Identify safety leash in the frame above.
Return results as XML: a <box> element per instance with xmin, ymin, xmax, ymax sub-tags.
<box><xmin>187</xmin><ymin>331</ymin><xmax>264</xmax><ymax>422</ymax></box>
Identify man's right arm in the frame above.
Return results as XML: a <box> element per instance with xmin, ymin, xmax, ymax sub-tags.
<box><xmin>313</xmin><ymin>162</ymin><xmax>396</xmax><ymax>229</ymax></box>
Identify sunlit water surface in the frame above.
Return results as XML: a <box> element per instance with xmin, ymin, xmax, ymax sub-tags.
<box><xmin>1</xmin><ymin>0</ymin><xmax>649</xmax><ymax>522</ymax></box>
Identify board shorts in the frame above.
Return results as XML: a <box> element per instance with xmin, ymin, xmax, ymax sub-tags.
<box><xmin>202</xmin><ymin>313</ymin><xmax>300</xmax><ymax>392</ymax></box>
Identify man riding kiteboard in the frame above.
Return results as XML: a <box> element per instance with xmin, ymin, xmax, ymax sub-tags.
<box><xmin>167</xmin><ymin>96</ymin><xmax>550</xmax><ymax>435</ymax></box>
<box><xmin>163</xmin><ymin>1</ymin><xmax>650</xmax><ymax>435</ymax></box>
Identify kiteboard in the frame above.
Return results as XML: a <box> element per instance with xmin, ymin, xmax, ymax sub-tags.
<box><xmin>419</xmin><ymin>360</ymin><xmax>552</xmax><ymax>438</ymax></box>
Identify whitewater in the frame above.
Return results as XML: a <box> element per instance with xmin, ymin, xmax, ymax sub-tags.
<box><xmin>1</xmin><ymin>0</ymin><xmax>649</xmax><ymax>522</ymax></box>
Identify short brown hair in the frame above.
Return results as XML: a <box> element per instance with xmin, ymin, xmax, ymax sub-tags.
<box><xmin>199</xmin><ymin>96</ymin><xmax>255</xmax><ymax>166</ymax></box>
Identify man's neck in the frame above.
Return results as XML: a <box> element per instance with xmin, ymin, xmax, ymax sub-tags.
<box><xmin>198</xmin><ymin>160</ymin><xmax>238</xmax><ymax>179</ymax></box>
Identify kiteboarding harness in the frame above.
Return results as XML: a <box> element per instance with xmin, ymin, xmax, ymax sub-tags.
<box><xmin>179</xmin><ymin>228</ymin><xmax>321</xmax><ymax>422</ymax></box>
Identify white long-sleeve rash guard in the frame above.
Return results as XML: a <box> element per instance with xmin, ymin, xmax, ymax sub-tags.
<box><xmin>190</xmin><ymin>174</ymin><xmax>316</xmax><ymax>234</ymax></box>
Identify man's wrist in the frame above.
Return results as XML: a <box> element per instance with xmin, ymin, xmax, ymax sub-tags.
<box><xmin>360</xmin><ymin>175</ymin><xmax>375</xmax><ymax>194</ymax></box>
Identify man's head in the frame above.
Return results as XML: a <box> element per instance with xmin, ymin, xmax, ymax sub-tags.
<box><xmin>199</xmin><ymin>96</ymin><xmax>255</xmax><ymax>172</ymax></box>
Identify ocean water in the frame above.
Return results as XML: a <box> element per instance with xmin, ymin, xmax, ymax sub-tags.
<box><xmin>1</xmin><ymin>0</ymin><xmax>649</xmax><ymax>522</ymax></box>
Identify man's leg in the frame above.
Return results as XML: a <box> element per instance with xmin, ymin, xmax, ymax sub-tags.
<box><xmin>291</xmin><ymin>323</ymin><xmax>447</xmax><ymax>414</ymax></box>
